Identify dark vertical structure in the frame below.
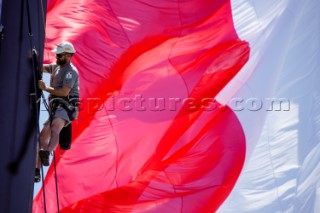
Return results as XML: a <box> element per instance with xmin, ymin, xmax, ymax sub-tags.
<box><xmin>0</xmin><ymin>0</ymin><xmax>46</xmax><ymax>212</ymax></box>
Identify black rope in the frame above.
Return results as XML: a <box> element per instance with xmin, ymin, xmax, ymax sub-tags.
<box><xmin>36</xmin><ymin>0</ymin><xmax>64</xmax><ymax>210</ymax></box>
<box><xmin>38</xmin><ymin>0</ymin><xmax>61</xmax><ymax>210</ymax></box>
<box><xmin>40</xmin><ymin>90</ymin><xmax>62</xmax><ymax>213</ymax></box>
<box><xmin>41</xmin><ymin>91</ymin><xmax>50</xmax><ymax>112</ymax></box>
<box><xmin>53</xmin><ymin>153</ymin><xmax>60</xmax><ymax>213</ymax></box>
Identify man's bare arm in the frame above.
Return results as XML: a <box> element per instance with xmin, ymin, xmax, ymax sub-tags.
<box><xmin>38</xmin><ymin>80</ymin><xmax>71</xmax><ymax>97</ymax></box>
<box><xmin>42</xmin><ymin>64</ymin><xmax>50</xmax><ymax>73</ymax></box>
<box><xmin>42</xmin><ymin>64</ymin><xmax>52</xmax><ymax>73</ymax></box>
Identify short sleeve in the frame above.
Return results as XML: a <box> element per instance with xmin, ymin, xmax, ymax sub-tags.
<box><xmin>63</xmin><ymin>69</ymin><xmax>78</xmax><ymax>89</ymax></box>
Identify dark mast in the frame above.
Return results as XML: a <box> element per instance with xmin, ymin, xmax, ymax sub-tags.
<box><xmin>0</xmin><ymin>0</ymin><xmax>46</xmax><ymax>212</ymax></box>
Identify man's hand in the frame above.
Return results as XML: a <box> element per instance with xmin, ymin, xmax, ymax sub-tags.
<box><xmin>38</xmin><ymin>80</ymin><xmax>47</xmax><ymax>91</ymax></box>
<box><xmin>37</xmin><ymin>80</ymin><xmax>71</xmax><ymax>97</ymax></box>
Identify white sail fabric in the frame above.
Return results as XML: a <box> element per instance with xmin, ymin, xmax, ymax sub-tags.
<box><xmin>218</xmin><ymin>0</ymin><xmax>320</xmax><ymax>212</ymax></box>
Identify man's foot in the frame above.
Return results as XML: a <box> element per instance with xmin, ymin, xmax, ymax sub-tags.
<box><xmin>39</xmin><ymin>150</ymin><xmax>50</xmax><ymax>166</ymax></box>
<box><xmin>35</xmin><ymin>168</ymin><xmax>41</xmax><ymax>183</ymax></box>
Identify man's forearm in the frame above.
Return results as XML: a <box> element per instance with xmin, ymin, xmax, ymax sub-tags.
<box><xmin>44</xmin><ymin>87</ymin><xmax>70</xmax><ymax>97</ymax></box>
<box><xmin>42</xmin><ymin>64</ymin><xmax>51</xmax><ymax>73</ymax></box>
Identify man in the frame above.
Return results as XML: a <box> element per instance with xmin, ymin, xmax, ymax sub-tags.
<box><xmin>35</xmin><ymin>41</ymin><xmax>80</xmax><ymax>182</ymax></box>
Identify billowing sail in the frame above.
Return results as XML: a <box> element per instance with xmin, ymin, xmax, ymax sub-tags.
<box><xmin>33</xmin><ymin>0</ymin><xmax>320</xmax><ymax>212</ymax></box>
<box><xmin>218</xmin><ymin>0</ymin><xmax>320</xmax><ymax>212</ymax></box>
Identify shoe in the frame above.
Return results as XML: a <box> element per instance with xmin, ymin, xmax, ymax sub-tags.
<box><xmin>39</xmin><ymin>150</ymin><xmax>50</xmax><ymax>166</ymax></box>
<box><xmin>34</xmin><ymin>169</ymin><xmax>41</xmax><ymax>183</ymax></box>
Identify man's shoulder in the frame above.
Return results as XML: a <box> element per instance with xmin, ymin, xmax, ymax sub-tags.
<box><xmin>69</xmin><ymin>63</ymin><xmax>79</xmax><ymax>73</ymax></box>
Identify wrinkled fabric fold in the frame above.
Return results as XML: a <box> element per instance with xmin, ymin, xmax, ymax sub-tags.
<box><xmin>33</xmin><ymin>0</ymin><xmax>249</xmax><ymax>212</ymax></box>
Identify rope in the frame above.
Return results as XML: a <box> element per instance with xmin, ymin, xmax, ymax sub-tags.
<box><xmin>40</xmin><ymin>0</ymin><xmax>62</xmax><ymax>210</ymax></box>
<box><xmin>38</xmin><ymin>0</ymin><xmax>61</xmax><ymax>207</ymax></box>
<box><xmin>53</xmin><ymin>153</ymin><xmax>60</xmax><ymax>213</ymax></box>
<box><xmin>40</xmin><ymin>92</ymin><xmax>61</xmax><ymax>213</ymax></box>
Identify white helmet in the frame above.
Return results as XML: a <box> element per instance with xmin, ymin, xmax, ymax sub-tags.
<box><xmin>51</xmin><ymin>41</ymin><xmax>76</xmax><ymax>54</ymax></box>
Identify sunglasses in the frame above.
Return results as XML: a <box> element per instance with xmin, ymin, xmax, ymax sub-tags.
<box><xmin>56</xmin><ymin>53</ymin><xmax>68</xmax><ymax>58</ymax></box>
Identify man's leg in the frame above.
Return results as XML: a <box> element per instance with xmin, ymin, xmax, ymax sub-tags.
<box><xmin>47</xmin><ymin>117</ymin><xmax>66</xmax><ymax>152</ymax></box>
<box><xmin>39</xmin><ymin>117</ymin><xmax>66</xmax><ymax>166</ymax></box>
<box><xmin>35</xmin><ymin>122</ymin><xmax>51</xmax><ymax>182</ymax></box>
<box><xmin>36</xmin><ymin>123</ymin><xmax>51</xmax><ymax>167</ymax></box>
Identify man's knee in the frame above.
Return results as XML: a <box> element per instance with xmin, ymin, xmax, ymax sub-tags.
<box><xmin>51</xmin><ymin>118</ymin><xmax>66</xmax><ymax>133</ymax></box>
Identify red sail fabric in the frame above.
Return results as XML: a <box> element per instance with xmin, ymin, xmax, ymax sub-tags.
<box><xmin>33</xmin><ymin>0</ymin><xmax>249</xmax><ymax>212</ymax></box>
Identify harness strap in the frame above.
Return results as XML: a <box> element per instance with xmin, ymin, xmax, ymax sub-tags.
<box><xmin>50</xmin><ymin>95</ymin><xmax>79</xmax><ymax>121</ymax></box>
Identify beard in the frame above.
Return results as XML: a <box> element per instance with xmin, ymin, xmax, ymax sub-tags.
<box><xmin>56</xmin><ymin>57</ymin><xmax>67</xmax><ymax>66</ymax></box>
